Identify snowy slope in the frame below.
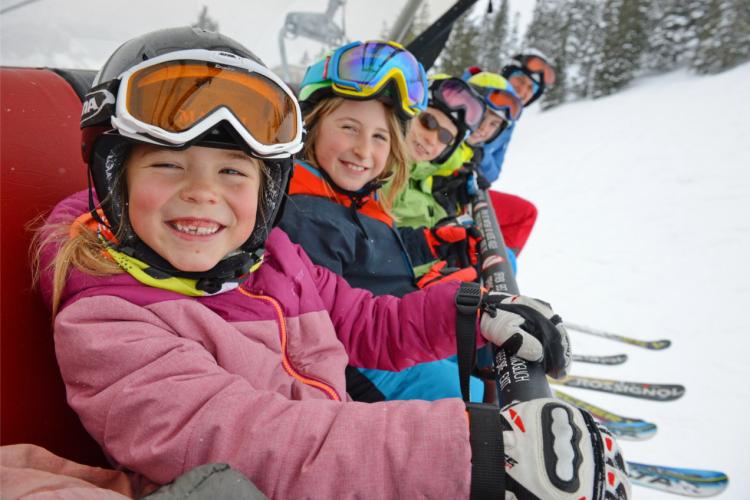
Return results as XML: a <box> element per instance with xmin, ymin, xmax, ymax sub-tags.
<box><xmin>497</xmin><ymin>63</ymin><xmax>750</xmax><ymax>498</ymax></box>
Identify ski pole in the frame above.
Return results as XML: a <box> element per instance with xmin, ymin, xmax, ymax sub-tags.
<box><xmin>471</xmin><ymin>189</ymin><xmax>552</xmax><ymax>404</ymax></box>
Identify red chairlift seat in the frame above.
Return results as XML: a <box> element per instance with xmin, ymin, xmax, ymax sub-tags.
<box><xmin>1</xmin><ymin>66</ymin><xmax>108</xmax><ymax>467</ymax></box>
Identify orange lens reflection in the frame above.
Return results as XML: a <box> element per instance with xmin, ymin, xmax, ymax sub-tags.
<box><xmin>487</xmin><ymin>90</ymin><xmax>522</xmax><ymax>120</ymax></box>
<box><xmin>525</xmin><ymin>57</ymin><xmax>556</xmax><ymax>85</ymax></box>
<box><xmin>126</xmin><ymin>62</ymin><xmax>297</xmax><ymax>144</ymax></box>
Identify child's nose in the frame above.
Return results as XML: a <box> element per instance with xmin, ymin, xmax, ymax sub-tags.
<box><xmin>180</xmin><ymin>176</ymin><xmax>218</xmax><ymax>204</ymax></box>
<box><xmin>423</xmin><ymin>131</ymin><xmax>437</xmax><ymax>147</ymax></box>
<box><xmin>352</xmin><ymin>136</ymin><xmax>371</xmax><ymax>159</ymax></box>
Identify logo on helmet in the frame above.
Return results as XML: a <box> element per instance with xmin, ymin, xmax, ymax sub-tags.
<box><xmin>81</xmin><ymin>89</ymin><xmax>116</xmax><ymax>127</ymax></box>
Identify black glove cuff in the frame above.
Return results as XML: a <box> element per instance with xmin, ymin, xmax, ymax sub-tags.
<box><xmin>466</xmin><ymin>403</ymin><xmax>505</xmax><ymax>500</ymax></box>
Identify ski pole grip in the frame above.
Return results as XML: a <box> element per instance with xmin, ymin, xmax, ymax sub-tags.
<box><xmin>472</xmin><ymin>190</ymin><xmax>552</xmax><ymax>404</ymax></box>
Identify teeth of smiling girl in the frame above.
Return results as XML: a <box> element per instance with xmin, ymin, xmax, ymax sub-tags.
<box><xmin>344</xmin><ymin>162</ymin><xmax>366</xmax><ymax>172</ymax></box>
<box><xmin>172</xmin><ymin>222</ymin><xmax>220</xmax><ymax>235</ymax></box>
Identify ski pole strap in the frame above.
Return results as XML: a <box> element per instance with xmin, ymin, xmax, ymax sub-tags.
<box><xmin>455</xmin><ymin>282</ymin><xmax>482</xmax><ymax>402</ymax></box>
<box><xmin>466</xmin><ymin>403</ymin><xmax>505</xmax><ymax>499</ymax></box>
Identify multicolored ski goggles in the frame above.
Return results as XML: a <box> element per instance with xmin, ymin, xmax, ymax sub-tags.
<box><xmin>81</xmin><ymin>49</ymin><xmax>303</xmax><ymax>159</ymax></box>
<box><xmin>430</xmin><ymin>77</ymin><xmax>486</xmax><ymax>130</ymax></box>
<box><xmin>477</xmin><ymin>87</ymin><xmax>523</xmax><ymax>122</ymax></box>
<box><xmin>301</xmin><ymin>40</ymin><xmax>428</xmax><ymax>120</ymax></box>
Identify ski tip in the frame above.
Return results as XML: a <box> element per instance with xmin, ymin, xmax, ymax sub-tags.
<box><xmin>649</xmin><ymin>339</ymin><xmax>672</xmax><ymax>350</ymax></box>
<box><xmin>603</xmin><ymin>421</ymin><xmax>658</xmax><ymax>441</ymax></box>
<box><xmin>572</xmin><ymin>353</ymin><xmax>629</xmax><ymax>365</ymax></box>
<box><xmin>627</xmin><ymin>461</ymin><xmax>729</xmax><ymax>497</ymax></box>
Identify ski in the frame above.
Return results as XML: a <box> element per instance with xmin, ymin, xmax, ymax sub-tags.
<box><xmin>627</xmin><ymin>461</ymin><xmax>729</xmax><ymax>497</ymax></box>
<box><xmin>549</xmin><ymin>374</ymin><xmax>686</xmax><ymax>401</ymax></box>
<box><xmin>572</xmin><ymin>353</ymin><xmax>628</xmax><ymax>365</ymax></box>
<box><xmin>553</xmin><ymin>390</ymin><xmax>656</xmax><ymax>440</ymax></box>
<box><xmin>566</xmin><ymin>322</ymin><xmax>671</xmax><ymax>350</ymax></box>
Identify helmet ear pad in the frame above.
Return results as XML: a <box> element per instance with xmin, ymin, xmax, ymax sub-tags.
<box><xmin>88</xmin><ymin>135</ymin><xmax>134</xmax><ymax>241</ymax></box>
<box><xmin>246</xmin><ymin>157</ymin><xmax>293</xmax><ymax>252</ymax></box>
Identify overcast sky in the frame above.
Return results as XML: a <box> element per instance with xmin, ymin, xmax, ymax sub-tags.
<box><xmin>1</xmin><ymin>0</ymin><xmax>534</xmax><ymax>72</ymax></box>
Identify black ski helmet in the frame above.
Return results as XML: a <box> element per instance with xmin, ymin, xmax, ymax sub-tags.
<box><xmin>80</xmin><ymin>27</ymin><xmax>303</xmax><ymax>292</ymax></box>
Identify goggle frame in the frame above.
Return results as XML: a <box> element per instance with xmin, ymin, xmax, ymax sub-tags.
<box><xmin>308</xmin><ymin>40</ymin><xmax>428</xmax><ymax>119</ymax></box>
<box><xmin>110</xmin><ymin>49</ymin><xmax>304</xmax><ymax>159</ymax></box>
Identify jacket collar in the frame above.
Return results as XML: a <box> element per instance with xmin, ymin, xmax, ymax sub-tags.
<box><xmin>289</xmin><ymin>161</ymin><xmax>394</xmax><ymax>227</ymax></box>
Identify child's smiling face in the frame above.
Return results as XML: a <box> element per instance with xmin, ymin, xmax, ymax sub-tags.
<box><xmin>466</xmin><ymin>111</ymin><xmax>506</xmax><ymax>146</ymax></box>
<box><xmin>313</xmin><ymin>99</ymin><xmax>391</xmax><ymax>192</ymax></box>
<box><xmin>508</xmin><ymin>73</ymin><xmax>536</xmax><ymax>104</ymax></box>
<box><xmin>126</xmin><ymin>144</ymin><xmax>262</xmax><ymax>272</ymax></box>
<box><xmin>407</xmin><ymin>107</ymin><xmax>458</xmax><ymax>162</ymax></box>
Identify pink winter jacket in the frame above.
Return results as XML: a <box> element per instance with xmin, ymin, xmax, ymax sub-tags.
<box><xmin>41</xmin><ymin>191</ymin><xmax>477</xmax><ymax>499</ymax></box>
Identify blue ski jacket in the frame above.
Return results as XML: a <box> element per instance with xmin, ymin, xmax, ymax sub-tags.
<box><xmin>478</xmin><ymin>122</ymin><xmax>516</xmax><ymax>184</ymax></box>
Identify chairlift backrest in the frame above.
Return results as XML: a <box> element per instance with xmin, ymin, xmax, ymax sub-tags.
<box><xmin>0</xmin><ymin>66</ymin><xmax>108</xmax><ymax>467</ymax></box>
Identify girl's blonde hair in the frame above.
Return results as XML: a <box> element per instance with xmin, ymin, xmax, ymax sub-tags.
<box><xmin>31</xmin><ymin>215</ymin><xmax>123</xmax><ymax>318</ymax></box>
<box><xmin>33</xmin><ymin>146</ymin><xmax>270</xmax><ymax>317</ymax></box>
<box><xmin>301</xmin><ymin>96</ymin><xmax>410</xmax><ymax>211</ymax></box>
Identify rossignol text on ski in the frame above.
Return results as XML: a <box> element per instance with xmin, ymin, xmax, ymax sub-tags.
<box><xmin>549</xmin><ymin>374</ymin><xmax>686</xmax><ymax>401</ymax></box>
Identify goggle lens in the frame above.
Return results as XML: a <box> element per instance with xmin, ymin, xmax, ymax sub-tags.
<box><xmin>127</xmin><ymin>61</ymin><xmax>298</xmax><ymax>145</ymax></box>
<box><xmin>435</xmin><ymin>78</ymin><xmax>485</xmax><ymax>129</ymax></box>
<box><xmin>486</xmin><ymin>89</ymin><xmax>522</xmax><ymax>121</ymax></box>
<box><xmin>523</xmin><ymin>56</ymin><xmax>556</xmax><ymax>85</ymax></box>
<box><xmin>335</xmin><ymin>42</ymin><xmax>426</xmax><ymax>109</ymax></box>
<box><xmin>419</xmin><ymin>112</ymin><xmax>455</xmax><ymax>145</ymax></box>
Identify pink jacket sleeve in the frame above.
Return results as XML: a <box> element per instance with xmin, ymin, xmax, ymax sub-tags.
<box><xmin>291</xmin><ymin>239</ymin><xmax>483</xmax><ymax>371</ymax></box>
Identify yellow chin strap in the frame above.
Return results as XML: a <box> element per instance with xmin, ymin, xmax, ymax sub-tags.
<box><xmin>103</xmin><ymin>244</ymin><xmax>264</xmax><ymax>297</ymax></box>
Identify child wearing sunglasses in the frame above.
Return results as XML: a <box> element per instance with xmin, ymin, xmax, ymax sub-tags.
<box><xmin>35</xmin><ymin>28</ymin><xmax>628</xmax><ymax>499</ymax></box>
<box><xmin>389</xmin><ymin>76</ymin><xmax>486</xmax><ymax>229</ymax></box>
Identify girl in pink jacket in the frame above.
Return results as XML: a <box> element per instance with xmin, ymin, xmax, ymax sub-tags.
<box><xmin>36</xmin><ymin>27</ymin><xmax>629</xmax><ymax>499</ymax></box>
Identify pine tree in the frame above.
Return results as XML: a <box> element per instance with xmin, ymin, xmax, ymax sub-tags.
<box><xmin>524</xmin><ymin>0</ymin><xmax>565</xmax><ymax>58</ymax></box>
<box><xmin>565</xmin><ymin>0</ymin><xmax>603</xmax><ymax>98</ymax></box>
<box><xmin>736</xmin><ymin>0</ymin><xmax>750</xmax><ymax>64</ymax></box>
<box><xmin>380</xmin><ymin>20</ymin><xmax>390</xmax><ymax>40</ymax></box>
<box><xmin>692</xmin><ymin>0</ymin><xmax>735</xmax><ymax>73</ymax></box>
<box><xmin>591</xmin><ymin>0</ymin><xmax>648</xmax><ymax>97</ymax></box>
<box><xmin>523</xmin><ymin>0</ymin><xmax>567</xmax><ymax>108</ymax></box>
<box><xmin>437</xmin><ymin>11</ymin><xmax>482</xmax><ymax>75</ymax></box>
<box><xmin>478</xmin><ymin>0</ymin><xmax>510</xmax><ymax>72</ymax></box>
<box><xmin>192</xmin><ymin>6</ymin><xmax>219</xmax><ymax>32</ymax></box>
<box><xmin>403</xmin><ymin>3</ymin><xmax>431</xmax><ymax>46</ymax></box>
<box><xmin>717</xmin><ymin>0</ymin><xmax>750</xmax><ymax>70</ymax></box>
<box><xmin>299</xmin><ymin>50</ymin><xmax>311</xmax><ymax>67</ymax></box>
<box><xmin>506</xmin><ymin>12</ymin><xmax>521</xmax><ymax>58</ymax></box>
<box><xmin>645</xmin><ymin>0</ymin><xmax>703</xmax><ymax>72</ymax></box>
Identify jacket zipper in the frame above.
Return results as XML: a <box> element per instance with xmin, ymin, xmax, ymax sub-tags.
<box><xmin>238</xmin><ymin>288</ymin><xmax>341</xmax><ymax>401</ymax></box>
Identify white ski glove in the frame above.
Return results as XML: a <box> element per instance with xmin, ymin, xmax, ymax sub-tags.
<box><xmin>502</xmin><ymin>397</ymin><xmax>631</xmax><ymax>499</ymax></box>
<box><xmin>479</xmin><ymin>292</ymin><xmax>571</xmax><ymax>378</ymax></box>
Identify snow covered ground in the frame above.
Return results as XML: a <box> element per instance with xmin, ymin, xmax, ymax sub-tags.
<box><xmin>498</xmin><ymin>62</ymin><xmax>750</xmax><ymax>498</ymax></box>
